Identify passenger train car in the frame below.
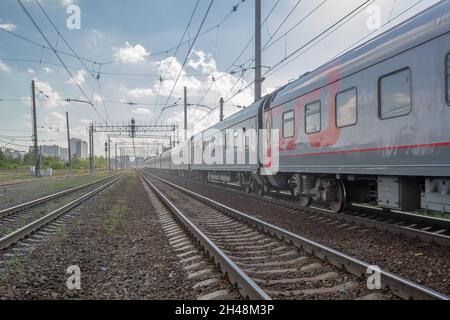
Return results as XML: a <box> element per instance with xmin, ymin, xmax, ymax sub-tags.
<box><xmin>147</xmin><ymin>0</ymin><xmax>450</xmax><ymax>214</ymax></box>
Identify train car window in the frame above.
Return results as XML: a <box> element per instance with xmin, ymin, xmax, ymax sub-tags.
<box><xmin>336</xmin><ymin>88</ymin><xmax>357</xmax><ymax>128</ymax></box>
<box><xmin>283</xmin><ymin>111</ymin><xmax>295</xmax><ymax>138</ymax></box>
<box><xmin>305</xmin><ymin>101</ymin><xmax>321</xmax><ymax>134</ymax></box>
<box><xmin>379</xmin><ymin>68</ymin><xmax>412</xmax><ymax>119</ymax></box>
<box><xmin>447</xmin><ymin>53</ymin><xmax>450</xmax><ymax>104</ymax></box>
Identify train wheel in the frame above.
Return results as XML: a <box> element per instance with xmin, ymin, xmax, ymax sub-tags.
<box><xmin>328</xmin><ymin>180</ymin><xmax>347</xmax><ymax>213</ymax></box>
<box><xmin>253</xmin><ymin>181</ymin><xmax>264</xmax><ymax>197</ymax></box>
<box><xmin>250</xmin><ymin>178</ymin><xmax>264</xmax><ymax>197</ymax></box>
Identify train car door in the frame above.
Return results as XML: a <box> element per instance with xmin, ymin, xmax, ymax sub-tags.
<box><xmin>263</xmin><ymin>109</ymin><xmax>273</xmax><ymax>171</ymax></box>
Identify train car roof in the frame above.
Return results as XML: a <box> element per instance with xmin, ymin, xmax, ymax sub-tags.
<box><xmin>271</xmin><ymin>0</ymin><xmax>450</xmax><ymax>108</ymax></box>
<box><xmin>191</xmin><ymin>98</ymin><xmax>264</xmax><ymax>139</ymax></box>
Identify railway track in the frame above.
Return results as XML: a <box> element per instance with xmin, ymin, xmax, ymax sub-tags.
<box><xmin>0</xmin><ymin>174</ymin><xmax>123</xmax><ymax>264</ymax></box>
<box><xmin>0</xmin><ymin>175</ymin><xmax>118</xmax><ymax>240</ymax></box>
<box><xmin>147</xmin><ymin>170</ymin><xmax>450</xmax><ymax>247</ymax></box>
<box><xmin>139</xmin><ymin>170</ymin><xmax>449</xmax><ymax>300</ymax></box>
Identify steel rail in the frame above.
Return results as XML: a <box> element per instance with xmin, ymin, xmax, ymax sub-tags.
<box><xmin>0</xmin><ymin>174</ymin><xmax>123</xmax><ymax>250</ymax></box>
<box><xmin>143</xmin><ymin>171</ymin><xmax>450</xmax><ymax>301</ymax></box>
<box><xmin>156</xmin><ymin>172</ymin><xmax>450</xmax><ymax>247</ymax></box>
<box><xmin>253</xmin><ymin>189</ymin><xmax>450</xmax><ymax>247</ymax></box>
<box><xmin>139</xmin><ymin>171</ymin><xmax>271</xmax><ymax>300</ymax></box>
<box><xmin>0</xmin><ymin>174</ymin><xmax>117</xmax><ymax>219</ymax></box>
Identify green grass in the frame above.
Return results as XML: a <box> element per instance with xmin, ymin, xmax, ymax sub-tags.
<box><xmin>411</xmin><ymin>210</ymin><xmax>450</xmax><ymax>221</ymax></box>
<box><xmin>102</xmin><ymin>173</ymin><xmax>135</xmax><ymax>236</ymax></box>
<box><xmin>0</xmin><ymin>168</ymin><xmax>112</xmax><ymax>185</ymax></box>
<box><xmin>56</xmin><ymin>225</ymin><xmax>69</xmax><ymax>241</ymax></box>
<box><xmin>0</xmin><ymin>255</ymin><xmax>23</xmax><ymax>284</ymax></box>
<box><xmin>103</xmin><ymin>199</ymin><xmax>127</xmax><ymax>236</ymax></box>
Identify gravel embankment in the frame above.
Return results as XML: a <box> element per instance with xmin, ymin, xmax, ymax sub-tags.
<box><xmin>0</xmin><ymin>172</ymin><xmax>111</xmax><ymax>210</ymax></box>
<box><xmin>0</xmin><ymin>172</ymin><xmax>198</xmax><ymax>300</ymax></box>
<box><xmin>150</xmin><ymin>171</ymin><xmax>450</xmax><ymax>296</ymax></box>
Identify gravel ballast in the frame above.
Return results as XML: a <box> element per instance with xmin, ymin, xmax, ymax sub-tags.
<box><xmin>0</xmin><ymin>172</ymin><xmax>198</xmax><ymax>300</ymax></box>
<box><xmin>149</xmin><ymin>171</ymin><xmax>450</xmax><ymax>296</ymax></box>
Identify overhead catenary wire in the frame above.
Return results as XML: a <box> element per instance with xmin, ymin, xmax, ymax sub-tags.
<box><xmin>0</xmin><ymin>27</ymin><xmax>98</xmax><ymax>65</ymax></box>
<box><xmin>197</xmin><ymin>0</ymin><xmax>281</xmax><ymax>107</ymax></box>
<box><xmin>156</xmin><ymin>0</ymin><xmax>215</xmax><ymax>124</ymax></box>
<box><xmin>0</xmin><ymin>56</ymin><xmax>214</xmax><ymax>79</ymax></box>
<box><xmin>263</xmin><ymin>0</ymin><xmax>303</xmax><ymax>50</ymax></box>
<box><xmin>232</xmin><ymin>0</ymin><xmax>329</xmax><ymax>74</ymax></box>
<box><xmin>154</xmin><ymin>0</ymin><xmax>201</xmax><ymax>120</ymax></box>
<box><xmin>35</xmin><ymin>0</ymin><xmax>111</xmax><ymax>123</ymax></box>
<box><xmin>16</xmin><ymin>0</ymin><xmax>106</xmax><ymax>122</ymax></box>
<box><xmin>34</xmin><ymin>0</ymin><xmax>98</xmax><ymax>80</ymax></box>
<box><xmin>265</xmin><ymin>0</ymin><xmax>425</xmax><ymax>80</ymax></box>
<box><xmin>101</xmin><ymin>0</ymin><xmax>247</xmax><ymax>66</ymax></box>
<box><xmin>224</xmin><ymin>0</ymin><xmax>374</xmax><ymax>103</ymax></box>
<box><xmin>328</xmin><ymin>0</ymin><xmax>425</xmax><ymax>62</ymax></box>
<box><xmin>225</xmin><ymin>0</ymin><xmax>427</xmax><ymax>107</ymax></box>
<box><xmin>263</xmin><ymin>0</ymin><xmax>375</xmax><ymax>79</ymax></box>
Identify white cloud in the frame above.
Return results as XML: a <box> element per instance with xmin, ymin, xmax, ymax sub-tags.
<box><xmin>93</xmin><ymin>94</ymin><xmax>104</xmax><ymax>104</ymax></box>
<box><xmin>33</xmin><ymin>79</ymin><xmax>69</xmax><ymax>109</ymax></box>
<box><xmin>0</xmin><ymin>23</ymin><xmax>17</xmax><ymax>31</ymax></box>
<box><xmin>86</xmin><ymin>29</ymin><xmax>103</xmax><ymax>49</ymax></box>
<box><xmin>149</xmin><ymin>52</ymin><xmax>253</xmax><ymax>134</ymax></box>
<box><xmin>67</xmin><ymin>69</ymin><xmax>86</xmax><ymax>86</ymax></box>
<box><xmin>132</xmin><ymin>108</ymin><xmax>152</xmax><ymax>115</ymax></box>
<box><xmin>43</xmin><ymin>112</ymin><xmax>66</xmax><ymax>131</ymax></box>
<box><xmin>188</xmin><ymin>50</ymin><xmax>216</xmax><ymax>74</ymax></box>
<box><xmin>113</xmin><ymin>42</ymin><xmax>150</xmax><ymax>64</ymax></box>
<box><xmin>27</xmin><ymin>68</ymin><xmax>35</xmax><ymax>75</ymax></box>
<box><xmin>0</xmin><ymin>60</ymin><xmax>10</xmax><ymax>73</ymax></box>
<box><xmin>43</xmin><ymin>67</ymin><xmax>53</xmax><ymax>74</ymax></box>
<box><xmin>128</xmin><ymin>88</ymin><xmax>154</xmax><ymax>98</ymax></box>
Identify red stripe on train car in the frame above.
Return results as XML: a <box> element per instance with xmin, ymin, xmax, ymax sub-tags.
<box><xmin>284</xmin><ymin>141</ymin><xmax>450</xmax><ymax>158</ymax></box>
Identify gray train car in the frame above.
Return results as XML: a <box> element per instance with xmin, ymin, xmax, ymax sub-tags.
<box><xmin>261</xmin><ymin>0</ymin><xmax>450</xmax><ymax>212</ymax></box>
<box><xmin>171</xmin><ymin>143</ymin><xmax>190</xmax><ymax>174</ymax></box>
<box><xmin>153</xmin><ymin>1</ymin><xmax>450</xmax><ymax>214</ymax></box>
<box><xmin>160</xmin><ymin>149</ymin><xmax>172</xmax><ymax>170</ymax></box>
<box><xmin>190</xmin><ymin>99</ymin><xmax>263</xmax><ymax>185</ymax></box>
<box><xmin>147</xmin><ymin>155</ymin><xmax>160</xmax><ymax>169</ymax></box>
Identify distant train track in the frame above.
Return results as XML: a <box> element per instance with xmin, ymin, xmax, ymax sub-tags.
<box><xmin>147</xmin><ymin>169</ymin><xmax>450</xmax><ymax>248</ymax></box>
<box><xmin>0</xmin><ymin>173</ymin><xmax>93</xmax><ymax>188</ymax></box>
<box><xmin>139</xmin><ymin>170</ymin><xmax>449</xmax><ymax>300</ymax></box>
<box><xmin>0</xmin><ymin>175</ymin><xmax>116</xmax><ymax>221</ymax></box>
<box><xmin>0</xmin><ymin>174</ymin><xmax>123</xmax><ymax>255</ymax></box>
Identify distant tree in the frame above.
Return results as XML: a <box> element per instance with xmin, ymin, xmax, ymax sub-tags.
<box><xmin>22</xmin><ymin>153</ymin><xmax>34</xmax><ymax>166</ymax></box>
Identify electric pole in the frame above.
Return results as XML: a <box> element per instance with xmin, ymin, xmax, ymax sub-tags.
<box><xmin>104</xmin><ymin>142</ymin><xmax>108</xmax><ymax>172</ymax></box>
<box><xmin>255</xmin><ymin>0</ymin><xmax>262</xmax><ymax>102</ymax></box>
<box><xmin>89</xmin><ymin>123</ymin><xmax>94</xmax><ymax>174</ymax></box>
<box><xmin>66</xmin><ymin>112</ymin><xmax>72</xmax><ymax>175</ymax></box>
<box><xmin>31</xmin><ymin>80</ymin><xmax>40</xmax><ymax>177</ymax></box>
<box><xmin>107</xmin><ymin>136</ymin><xmax>111</xmax><ymax>173</ymax></box>
<box><xmin>219</xmin><ymin>97</ymin><xmax>224</xmax><ymax>122</ymax></box>
<box><xmin>184</xmin><ymin>86</ymin><xmax>188</xmax><ymax>141</ymax></box>
<box><xmin>115</xmin><ymin>143</ymin><xmax>118</xmax><ymax>171</ymax></box>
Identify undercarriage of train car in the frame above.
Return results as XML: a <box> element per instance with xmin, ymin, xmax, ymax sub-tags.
<box><xmin>268</xmin><ymin>173</ymin><xmax>450</xmax><ymax>215</ymax></box>
<box><xmin>184</xmin><ymin>169</ymin><xmax>450</xmax><ymax>215</ymax></box>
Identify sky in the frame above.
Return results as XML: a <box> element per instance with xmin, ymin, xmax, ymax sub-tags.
<box><xmin>0</xmin><ymin>0</ymin><xmax>442</xmax><ymax>156</ymax></box>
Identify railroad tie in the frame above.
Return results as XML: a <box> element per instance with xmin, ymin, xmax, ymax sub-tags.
<box><xmin>187</xmin><ymin>268</ymin><xmax>214</xmax><ymax>280</ymax></box>
<box><xmin>192</xmin><ymin>278</ymin><xmax>218</xmax><ymax>290</ymax></box>
<box><xmin>197</xmin><ymin>290</ymin><xmax>230</xmax><ymax>301</ymax></box>
<box><xmin>264</xmin><ymin>281</ymin><xmax>358</xmax><ymax>298</ymax></box>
